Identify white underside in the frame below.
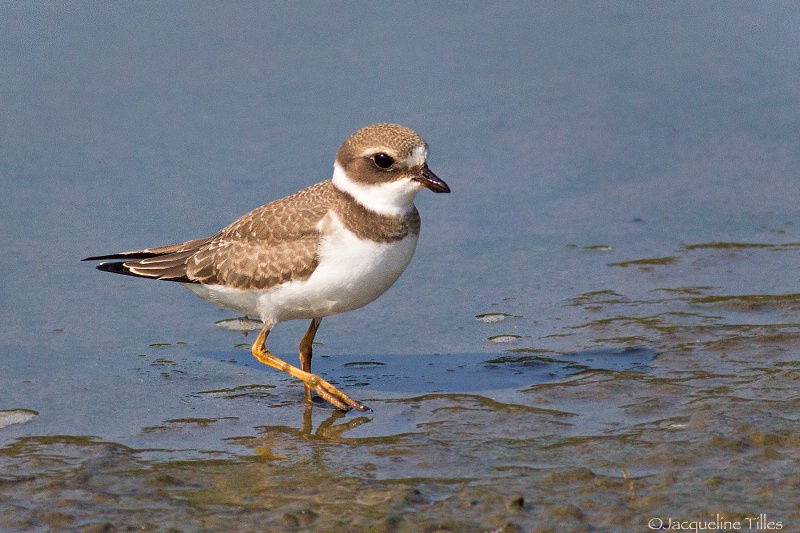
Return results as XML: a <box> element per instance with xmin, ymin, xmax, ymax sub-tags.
<box><xmin>184</xmin><ymin>215</ymin><xmax>419</xmax><ymax>328</ymax></box>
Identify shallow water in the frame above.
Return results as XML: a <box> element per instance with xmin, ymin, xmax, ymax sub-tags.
<box><xmin>3</xmin><ymin>3</ymin><xmax>800</xmax><ymax>531</ymax></box>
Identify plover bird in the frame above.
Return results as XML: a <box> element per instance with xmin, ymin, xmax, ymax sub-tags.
<box><xmin>83</xmin><ymin>123</ymin><xmax>450</xmax><ymax>411</ymax></box>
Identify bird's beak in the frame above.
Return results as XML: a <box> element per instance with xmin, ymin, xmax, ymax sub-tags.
<box><xmin>414</xmin><ymin>165</ymin><xmax>451</xmax><ymax>193</ymax></box>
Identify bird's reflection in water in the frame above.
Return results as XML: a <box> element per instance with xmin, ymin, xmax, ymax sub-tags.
<box><xmin>301</xmin><ymin>404</ymin><xmax>372</xmax><ymax>439</ymax></box>
<box><xmin>246</xmin><ymin>403</ymin><xmax>372</xmax><ymax>459</ymax></box>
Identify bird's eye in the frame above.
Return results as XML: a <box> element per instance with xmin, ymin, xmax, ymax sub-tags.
<box><xmin>371</xmin><ymin>153</ymin><xmax>395</xmax><ymax>170</ymax></box>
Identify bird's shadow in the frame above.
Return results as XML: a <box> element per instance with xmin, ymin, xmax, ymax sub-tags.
<box><xmin>197</xmin><ymin>345</ymin><xmax>657</xmax><ymax>399</ymax></box>
<box><xmin>198</xmin><ymin>346</ymin><xmax>656</xmax><ymax>442</ymax></box>
<box><xmin>310</xmin><ymin>346</ymin><xmax>656</xmax><ymax>394</ymax></box>
<box><xmin>189</xmin><ymin>346</ymin><xmax>657</xmax><ymax>441</ymax></box>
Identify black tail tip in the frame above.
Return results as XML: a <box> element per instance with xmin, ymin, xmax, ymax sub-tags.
<box><xmin>94</xmin><ymin>261</ymin><xmax>130</xmax><ymax>275</ymax></box>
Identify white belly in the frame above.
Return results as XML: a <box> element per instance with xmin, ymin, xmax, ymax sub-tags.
<box><xmin>184</xmin><ymin>225</ymin><xmax>419</xmax><ymax>327</ymax></box>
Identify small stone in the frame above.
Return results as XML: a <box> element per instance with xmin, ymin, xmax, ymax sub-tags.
<box><xmin>506</xmin><ymin>495</ymin><xmax>525</xmax><ymax>511</ymax></box>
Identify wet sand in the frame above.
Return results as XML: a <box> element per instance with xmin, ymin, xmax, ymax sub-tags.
<box><xmin>3</xmin><ymin>243</ymin><xmax>800</xmax><ymax>531</ymax></box>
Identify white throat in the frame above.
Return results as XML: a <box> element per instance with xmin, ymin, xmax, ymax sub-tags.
<box><xmin>331</xmin><ymin>161</ymin><xmax>421</xmax><ymax>216</ymax></box>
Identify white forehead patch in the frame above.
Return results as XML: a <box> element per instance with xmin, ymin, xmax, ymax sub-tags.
<box><xmin>404</xmin><ymin>145</ymin><xmax>428</xmax><ymax>167</ymax></box>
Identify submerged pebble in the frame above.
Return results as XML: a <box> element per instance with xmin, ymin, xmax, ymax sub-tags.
<box><xmin>488</xmin><ymin>334</ymin><xmax>522</xmax><ymax>344</ymax></box>
<box><xmin>214</xmin><ymin>317</ymin><xmax>264</xmax><ymax>332</ymax></box>
<box><xmin>476</xmin><ymin>313</ymin><xmax>511</xmax><ymax>323</ymax></box>
<box><xmin>583</xmin><ymin>245</ymin><xmax>614</xmax><ymax>252</ymax></box>
<box><xmin>0</xmin><ymin>409</ymin><xmax>38</xmax><ymax>429</ymax></box>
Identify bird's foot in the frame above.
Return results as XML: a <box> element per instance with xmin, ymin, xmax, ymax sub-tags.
<box><xmin>307</xmin><ymin>375</ymin><xmax>370</xmax><ymax>412</ymax></box>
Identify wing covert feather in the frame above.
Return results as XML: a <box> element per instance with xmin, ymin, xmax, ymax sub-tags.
<box><xmin>185</xmin><ymin>181</ymin><xmax>333</xmax><ymax>289</ymax></box>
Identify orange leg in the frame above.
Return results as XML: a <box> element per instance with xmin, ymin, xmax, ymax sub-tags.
<box><xmin>250</xmin><ymin>322</ymin><xmax>369</xmax><ymax>412</ymax></box>
<box><xmin>299</xmin><ymin>318</ymin><xmax>322</xmax><ymax>404</ymax></box>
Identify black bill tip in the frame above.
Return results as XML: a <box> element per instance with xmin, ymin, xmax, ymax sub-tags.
<box><xmin>415</xmin><ymin>166</ymin><xmax>450</xmax><ymax>193</ymax></box>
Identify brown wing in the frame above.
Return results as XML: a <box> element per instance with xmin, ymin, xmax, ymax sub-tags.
<box><xmin>84</xmin><ymin>181</ymin><xmax>334</xmax><ymax>290</ymax></box>
<box><xmin>185</xmin><ymin>232</ymin><xmax>321</xmax><ymax>289</ymax></box>
<box><xmin>188</xmin><ymin>181</ymin><xmax>333</xmax><ymax>289</ymax></box>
